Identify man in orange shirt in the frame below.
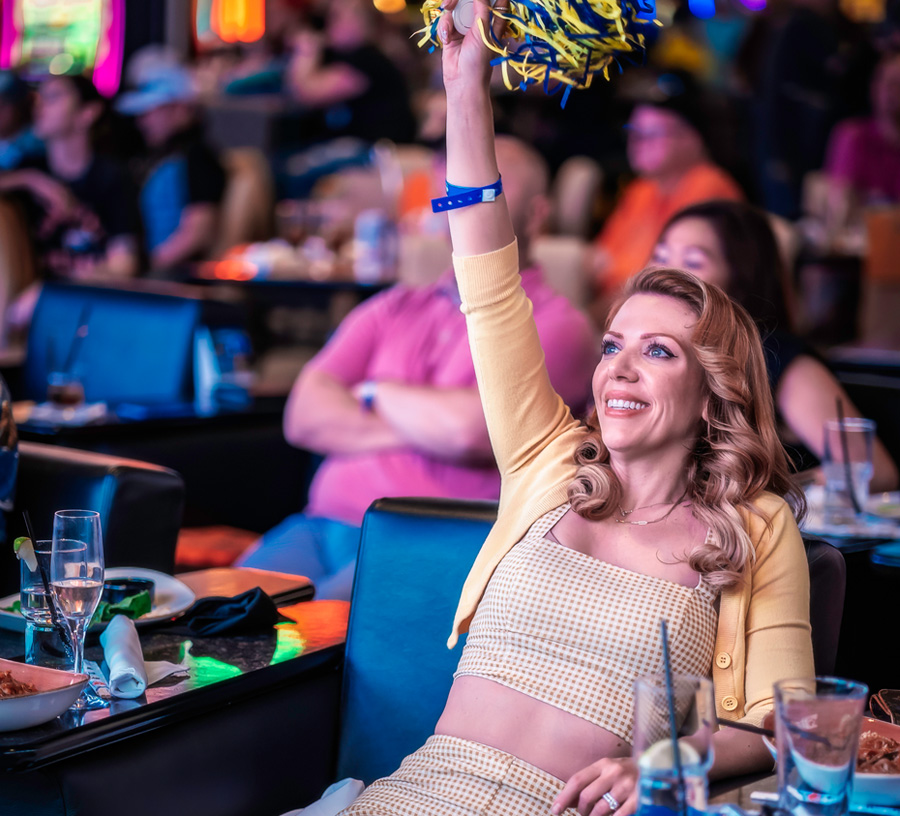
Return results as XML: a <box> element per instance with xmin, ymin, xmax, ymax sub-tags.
<box><xmin>594</xmin><ymin>75</ymin><xmax>743</xmax><ymax>298</ymax></box>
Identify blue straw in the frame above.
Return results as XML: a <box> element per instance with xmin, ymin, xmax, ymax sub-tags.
<box><xmin>660</xmin><ymin>619</ymin><xmax>688</xmax><ymax>816</ymax></box>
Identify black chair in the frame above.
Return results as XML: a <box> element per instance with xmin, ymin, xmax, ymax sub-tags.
<box><xmin>2</xmin><ymin>442</ymin><xmax>185</xmax><ymax>596</ymax></box>
<box><xmin>803</xmin><ymin>534</ymin><xmax>846</xmax><ymax>677</ymax></box>
<box><xmin>296</xmin><ymin>498</ymin><xmax>847</xmax><ymax>804</ymax></box>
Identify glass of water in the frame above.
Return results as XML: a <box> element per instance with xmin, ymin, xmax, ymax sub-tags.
<box><xmin>20</xmin><ymin>540</ymin><xmax>74</xmax><ymax>671</ymax></box>
<box><xmin>50</xmin><ymin>510</ymin><xmax>104</xmax><ymax>710</ymax></box>
<box><xmin>822</xmin><ymin>418</ymin><xmax>875</xmax><ymax>525</ymax></box>
<box><xmin>775</xmin><ymin>677</ymin><xmax>868</xmax><ymax>816</ymax></box>
<box><xmin>633</xmin><ymin>674</ymin><xmax>716</xmax><ymax>816</ymax></box>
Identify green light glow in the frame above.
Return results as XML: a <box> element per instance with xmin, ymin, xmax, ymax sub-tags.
<box><xmin>178</xmin><ymin>640</ymin><xmax>243</xmax><ymax>689</ymax></box>
<box><xmin>269</xmin><ymin>624</ymin><xmax>306</xmax><ymax>665</ymax></box>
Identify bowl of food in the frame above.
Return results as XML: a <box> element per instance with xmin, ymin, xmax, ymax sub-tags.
<box><xmin>763</xmin><ymin>718</ymin><xmax>900</xmax><ymax>806</ymax></box>
<box><xmin>0</xmin><ymin>658</ymin><xmax>88</xmax><ymax>731</ymax></box>
<box><xmin>101</xmin><ymin>576</ymin><xmax>155</xmax><ymax>606</ymax></box>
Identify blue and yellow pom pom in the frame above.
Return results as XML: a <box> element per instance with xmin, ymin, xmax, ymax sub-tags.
<box><xmin>418</xmin><ymin>0</ymin><xmax>659</xmax><ymax>103</ymax></box>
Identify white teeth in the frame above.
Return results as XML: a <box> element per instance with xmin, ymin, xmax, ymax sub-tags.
<box><xmin>607</xmin><ymin>399</ymin><xmax>647</xmax><ymax>410</ymax></box>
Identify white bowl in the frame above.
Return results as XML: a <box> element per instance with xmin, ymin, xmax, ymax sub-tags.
<box><xmin>0</xmin><ymin>658</ymin><xmax>89</xmax><ymax>731</ymax></box>
<box><xmin>764</xmin><ymin>718</ymin><xmax>900</xmax><ymax>806</ymax></box>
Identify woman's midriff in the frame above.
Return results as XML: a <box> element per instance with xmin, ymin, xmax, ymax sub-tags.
<box><xmin>434</xmin><ymin>675</ymin><xmax>631</xmax><ymax>781</ymax></box>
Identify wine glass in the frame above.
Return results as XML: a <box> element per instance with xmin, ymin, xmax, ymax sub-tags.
<box><xmin>50</xmin><ymin>510</ymin><xmax>104</xmax><ymax>710</ymax></box>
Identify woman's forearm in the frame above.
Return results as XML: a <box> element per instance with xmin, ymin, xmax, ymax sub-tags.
<box><xmin>442</xmin><ymin>1</ymin><xmax>515</xmax><ymax>258</ymax></box>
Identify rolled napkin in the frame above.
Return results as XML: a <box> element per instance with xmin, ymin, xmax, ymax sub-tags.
<box><xmin>100</xmin><ymin>615</ymin><xmax>188</xmax><ymax>698</ymax></box>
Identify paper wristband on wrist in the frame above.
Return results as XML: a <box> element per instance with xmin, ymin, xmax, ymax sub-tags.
<box><xmin>431</xmin><ymin>177</ymin><xmax>503</xmax><ymax>213</ymax></box>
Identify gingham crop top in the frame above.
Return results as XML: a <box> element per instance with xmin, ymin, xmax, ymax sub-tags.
<box><xmin>454</xmin><ymin>504</ymin><xmax>719</xmax><ymax>744</ymax></box>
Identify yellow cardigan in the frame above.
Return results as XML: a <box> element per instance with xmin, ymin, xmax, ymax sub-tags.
<box><xmin>449</xmin><ymin>240</ymin><xmax>814</xmax><ymax>727</ymax></box>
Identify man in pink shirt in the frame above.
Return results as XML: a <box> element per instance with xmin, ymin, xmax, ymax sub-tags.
<box><xmin>237</xmin><ymin>137</ymin><xmax>596</xmax><ymax>598</ymax></box>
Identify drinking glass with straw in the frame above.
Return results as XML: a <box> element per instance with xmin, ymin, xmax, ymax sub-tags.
<box><xmin>632</xmin><ymin>621</ymin><xmax>716</xmax><ymax>816</ymax></box>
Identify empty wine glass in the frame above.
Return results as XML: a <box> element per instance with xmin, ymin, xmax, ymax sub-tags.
<box><xmin>51</xmin><ymin>510</ymin><xmax>104</xmax><ymax>710</ymax></box>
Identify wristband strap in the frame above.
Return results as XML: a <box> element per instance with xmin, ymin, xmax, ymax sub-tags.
<box><xmin>431</xmin><ymin>176</ymin><xmax>503</xmax><ymax>213</ymax></box>
<box><xmin>358</xmin><ymin>381</ymin><xmax>377</xmax><ymax>413</ymax></box>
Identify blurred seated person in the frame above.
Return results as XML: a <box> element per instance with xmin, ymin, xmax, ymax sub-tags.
<box><xmin>652</xmin><ymin>199</ymin><xmax>898</xmax><ymax>490</ymax></box>
<box><xmin>236</xmin><ymin>137</ymin><xmax>596</xmax><ymax>599</ymax></box>
<box><xmin>593</xmin><ymin>74</ymin><xmax>743</xmax><ymax>303</ymax></box>
<box><xmin>0</xmin><ymin>71</ymin><xmax>42</xmax><ymax>171</ymax></box>
<box><xmin>0</xmin><ymin>374</ymin><xmax>16</xmax><ymax>547</ymax></box>
<box><xmin>284</xmin><ymin>0</ymin><xmax>416</xmax><ymax>144</ymax></box>
<box><xmin>823</xmin><ymin>51</ymin><xmax>900</xmax><ymax>236</ymax></box>
<box><xmin>117</xmin><ymin>58</ymin><xmax>226</xmax><ymax>274</ymax></box>
<box><xmin>0</xmin><ymin>75</ymin><xmax>139</xmax><ymax>282</ymax></box>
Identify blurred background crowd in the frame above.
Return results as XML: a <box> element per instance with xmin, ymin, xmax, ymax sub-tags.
<box><xmin>1</xmin><ymin>0</ymin><xmax>900</xmax><ymax>407</ymax></box>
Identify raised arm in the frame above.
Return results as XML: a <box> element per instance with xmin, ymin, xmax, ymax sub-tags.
<box><xmin>439</xmin><ymin>2</ymin><xmax>583</xmax><ymax>479</ymax></box>
<box><xmin>440</xmin><ymin>3</ymin><xmax>515</xmax><ymax>256</ymax></box>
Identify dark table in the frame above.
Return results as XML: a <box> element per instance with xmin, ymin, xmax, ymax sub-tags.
<box><xmin>17</xmin><ymin>397</ymin><xmax>316</xmax><ymax>532</ymax></box>
<box><xmin>0</xmin><ymin>600</ymin><xmax>348</xmax><ymax>816</ymax></box>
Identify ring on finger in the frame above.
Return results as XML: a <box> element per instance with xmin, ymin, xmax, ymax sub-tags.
<box><xmin>603</xmin><ymin>792</ymin><xmax>620</xmax><ymax>812</ymax></box>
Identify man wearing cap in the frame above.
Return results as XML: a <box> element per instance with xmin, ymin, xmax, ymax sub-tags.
<box><xmin>117</xmin><ymin>58</ymin><xmax>226</xmax><ymax>273</ymax></box>
<box><xmin>0</xmin><ymin>71</ymin><xmax>42</xmax><ymax>171</ymax></box>
<box><xmin>593</xmin><ymin>74</ymin><xmax>743</xmax><ymax>298</ymax></box>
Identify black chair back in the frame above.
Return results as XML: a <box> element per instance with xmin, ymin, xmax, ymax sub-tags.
<box><xmin>4</xmin><ymin>442</ymin><xmax>185</xmax><ymax>596</ymax></box>
<box><xmin>803</xmin><ymin>534</ymin><xmax>846</xmax><ymax>676</ymax></box>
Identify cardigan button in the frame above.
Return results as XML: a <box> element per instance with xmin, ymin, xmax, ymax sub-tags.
<box><xmin>722</xmin><ymin>696</ymin><xmax>739</xmax><ymax>711</ymax></box>
<box><xmin>716</xmin><ymin>652</ymin><xmax>732</xmax><ymax>669</ymax></box>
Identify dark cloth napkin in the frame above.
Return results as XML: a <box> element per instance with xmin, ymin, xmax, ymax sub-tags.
<box><xmin>162</xmin><ymin>587</ymin><xmax>281</xmax><ymax>636</ymax></box>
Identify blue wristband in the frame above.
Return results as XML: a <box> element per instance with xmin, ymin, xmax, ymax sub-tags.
<box><xmin>431</xmin><ymin>176</ymin><xmax>503</xmax><ymax>213</ymax></box>
<box><xmin>358</xmin><ymin>381</ymin><xmax>377</xmax><ymax>413</ymax></box>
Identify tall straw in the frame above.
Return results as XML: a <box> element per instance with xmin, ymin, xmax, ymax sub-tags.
<box><xmin>23</xmin><ymin>510</ymin><xmax>73</xmax><ymax>653</ymax></box>
<box><xmin>835</xmin><ymin>398</ymin><xmax>862</xmax><ymax>516</ymax></box>
<box><xmin>660</xmin><ymin>619</ymin><xmax>687</xmax><ymax>816</ymax></box>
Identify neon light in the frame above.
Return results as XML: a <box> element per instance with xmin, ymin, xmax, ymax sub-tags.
<box><xmin>0</xmin><ymin>0</ymin><xmax>124</xmax><ymax>94</ymax></box>
<box><xmin>93</xmin><ymin>0</ymin><xmax>124</xmax><ymax>97</ymax></box>
<box><xmin>210</xmin><ymin>0</ymin><xmax>265</xmax><ymax>44</ymax></box>
<box><xmin>0</xmin><ymin>1</ymin><xmax>24</xmax><ymax>70</ymax></box>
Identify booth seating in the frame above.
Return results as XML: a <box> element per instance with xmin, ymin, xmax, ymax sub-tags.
<box><xmin>289</xmin><ymin>496</ymin><xmax>846</xmax><ymax>805</ymax></box>
<box><xmin>2</xmin><ymin>441</ymin><xmax>184</xmax><ymax>596</ymax></box>
<box><xmin>23</xmin><ymin>281</ymin><xmax>204</xmax><ymax>406</ymax></box>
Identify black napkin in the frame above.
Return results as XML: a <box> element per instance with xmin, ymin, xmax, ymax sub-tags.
<box><xmin>164</xmin><ymin>587</ymin><xmax>281</xmax><ymax>636</ymax></box>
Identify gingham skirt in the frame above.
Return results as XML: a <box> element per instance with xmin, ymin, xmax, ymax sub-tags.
<box><xmin>337</xmin><ymin>735</ymin><xmax>579</xmax><ymax>816</ymax></box>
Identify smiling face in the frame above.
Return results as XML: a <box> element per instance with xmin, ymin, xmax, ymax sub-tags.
<box><xmin>594</xmin><ymin>292</ymin><xmax>708</xmax><ymax>463</ymax></box>
<box><xmin>651</xmin><ymin>217</ymin><xmax>730</xmax><ymax>292</ymax></box>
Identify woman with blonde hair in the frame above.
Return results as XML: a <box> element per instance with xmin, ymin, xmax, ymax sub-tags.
<box><xmin>336</xmin><ymin>3</ymin><xmax>814</xmax><ymax>815</ymax></box>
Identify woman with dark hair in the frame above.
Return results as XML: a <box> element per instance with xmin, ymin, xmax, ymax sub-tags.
<box><xmin>326</xmin><ymin>4</ymin><xmax>814</xmax><ymax>816</ymax></box>
<box><xmin>652</xmin><ymin>199</ymin><xmax>898</xmax><ymax>491</ymax></box>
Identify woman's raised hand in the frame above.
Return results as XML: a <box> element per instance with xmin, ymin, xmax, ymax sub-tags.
<box><xmin>551</xmin><ymin>756</ymin><xmax>640</xmax><ymax>816</ymax></box>
<box><xmin>438</xmin><ymin>0</ymin><xmax>506</xmax><ymax>93</ymax></box>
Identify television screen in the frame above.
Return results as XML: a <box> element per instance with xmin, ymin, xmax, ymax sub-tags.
<box><xmin>0</xmin><ymin>0</ymin><xmax>125</xmax><ymax>95</ymax></box>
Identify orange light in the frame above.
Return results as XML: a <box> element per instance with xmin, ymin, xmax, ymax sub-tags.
<box><xmin>373</xmin><ymin>0</ymin><xmax>407</xmax><ymax>12</ymax></box>
<box><xmin>211</xmin><ymin>0</ymin><xmax>265</xmax><ymax>43</ymax></box>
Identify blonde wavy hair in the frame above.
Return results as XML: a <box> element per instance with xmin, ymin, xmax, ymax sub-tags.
<box><xmin>568</xmin><ymin>267</ymin><xmax>805</xmax><ymax>588</ymax></box>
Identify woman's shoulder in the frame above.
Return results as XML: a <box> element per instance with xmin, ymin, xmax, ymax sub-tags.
<box><xmin>737</xmin><ymin>490</ymin><xmax>798</xmax><ymax>535</ymax></box>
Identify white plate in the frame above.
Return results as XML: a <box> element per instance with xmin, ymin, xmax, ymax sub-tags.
<box><xmin>0</xmin><ymin>567</ymin><xmax>195</xmax><ymax>633</ymax></box>
<box><xmin>764</xmin><ymin>718</ymin><xmax>900</xmax><ymax>806</ymax></box>
<box><xmin>866</xmin><ymin>492</ymin><xmax>900</xmax><ymax>520</ymax></box>
<box><xmin>0</xmin><ymin>658</ymin><xmax>89</xmax><ymax>731</ymax></box>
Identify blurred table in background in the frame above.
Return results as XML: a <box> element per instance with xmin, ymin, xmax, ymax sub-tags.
<box><xmin>16</xmin><ymin>396</ymin><xmax>317</xmax><ymax>534</ymax></box>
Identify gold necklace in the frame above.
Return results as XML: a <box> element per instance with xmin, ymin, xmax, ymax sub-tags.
<box><xmin>615</xmin><ymin>491</ymin><xmax>689</xmax><ymax>526</ymax></box>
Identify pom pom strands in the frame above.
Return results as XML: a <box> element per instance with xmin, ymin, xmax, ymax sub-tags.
<box><xmin>418</xmin><ymin>0</ymin><xmax>659</xmax><ymax>102</ymax></box>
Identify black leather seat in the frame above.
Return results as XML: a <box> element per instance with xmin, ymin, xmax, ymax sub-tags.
<box><xmin>2</xmin><ymin>441</ymin><xmax>185</xmax><ymax>596</ymax></box>
<box><xmin>804</xmin><ymin>534</ymin><xmax>846</xmax><ymax>676</ymax></box>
